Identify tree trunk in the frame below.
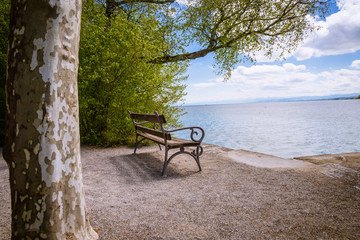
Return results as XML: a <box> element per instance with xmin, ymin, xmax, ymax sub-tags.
<box><xmin>4</xmin><ymin>0</ymin><xmax>98</xmax><ymax>239</ymax></box>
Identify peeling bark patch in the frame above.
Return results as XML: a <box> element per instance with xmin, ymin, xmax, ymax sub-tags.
<box><xmin>14</xmin><ymin>26</ymin><xmax>25</xmax><ymax>35</ymax></box>
<box><xmin>22</xmin><ymin>210</ymin><xmax>32</xmax><ymax>222</ymax></box>
<box><xmin>58</xmin><ymin>191</ymin><xmax>63</xmax><ymax>219</ymax></box>
<box><xmin>40</xmin><ymin>233</ymin><xmax>48</xmax><ymax>239</ymax></box>
<box><xmin>61</xmin><ymin>58</ymin><xmax>75</xmax><ymax>71</ymax></box>
<box><xmin>34</xmin><ymin>143</ymin><xmax>40</xmax><ymax>155</ymax></box>
<box><xmin>47</xmin><ymin>164</ymin><xmax>54</xmax><ymax>175</ymax></box>
<box><xmin>30</xmin><ymin>195</ymin><xmax>47</xmax><ymax>231</ymax></box>
<box><xmin>30</xmin><ymin>38</ymin><xmax>45</xmax><ymax>71</ymax></box>
<box><xmin>24</xmin><ymin>148</ymin><xmax>30</xmax><ymax>169</ymax></box>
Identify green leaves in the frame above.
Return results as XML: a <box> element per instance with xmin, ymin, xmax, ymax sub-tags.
<box><xmin>78</xmin><ymin>0</ymin><xmax>186</xmax><ymax>146</ymax></box>
<box><xmin>0</xmin><ymin>0</ymin><xmax>10</xmax><ymax>145</ymax></box>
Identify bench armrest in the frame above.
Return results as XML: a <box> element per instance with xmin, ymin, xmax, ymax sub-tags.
<box><xmin>165</xmin><ymin>127</ymin><xmax>205</xmax><ymax>143</ymax></box>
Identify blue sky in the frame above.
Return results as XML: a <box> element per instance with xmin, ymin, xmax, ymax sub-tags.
<box><xmin>182</xmin><ymin>0</ymin><xmax>360</xmax><ymax>105</ymax></box>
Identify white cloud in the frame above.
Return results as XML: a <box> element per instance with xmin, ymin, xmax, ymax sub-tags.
<box><xmin>351</xmin><ymin>59</ymin><xmax>360</xmax><ymax>69</ymax></box>
<box><xmin>185</xmin><ymin>63</ymin><xmax>360</xmax><ymax>104</ymax></box>
<box><xmin>227</xmin><ymin>63</ymin><xmax>312</xmax><ymax>86</ymax></box>
<box><xmin>293</xmin><ymin>0</ymin><xmax>360</xmax><ymax>60</ymax></box>
<box><xmin>254</xmin><ymin>0</ymin><xmax>360</xmax><ymax>62</ymax></box>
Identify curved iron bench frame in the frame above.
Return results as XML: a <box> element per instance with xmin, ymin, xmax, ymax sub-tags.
<box><xmin>128</xmin><ymin>111</ymin><xmax>205</xmax><ymax>176</ymax></box>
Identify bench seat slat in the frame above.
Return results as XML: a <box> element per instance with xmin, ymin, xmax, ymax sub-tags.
<box><xmin>167</xmin><ymin>138</ymin><xmax>200</xmax><ymax>149</ymax></box>
<box><xmin>138</xmin><ymin>132</ymin><xmax>199</xmax><ymax>149</ymax></box>
<box><xmin>136</xmin><ymin>125</ymin><xmax>171</xmax><ymax>140</ymax></box>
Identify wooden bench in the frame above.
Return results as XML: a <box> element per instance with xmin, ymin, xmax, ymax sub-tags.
<box><xmin>128</xmin><ymin>111</ymin><xmax>205</xmax><ymax>176</ymax></box>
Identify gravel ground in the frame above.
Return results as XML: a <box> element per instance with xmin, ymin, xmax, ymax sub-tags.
<box><xmin>1</xmin><ymin>144</ymin><xmax>360</xmax><ymax>239</ymax></box>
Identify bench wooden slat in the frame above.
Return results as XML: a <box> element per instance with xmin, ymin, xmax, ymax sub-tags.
<box><xmin>130</xmin><ymin>113</ymin><xmax>166</xmax><ymax>124</ymax></box>
<box><xmin>138</xmin><ymin>133</ymin><xmax>199</xmax><ymax>149</ymax></box>
<box><xmin>138</xmin><ymin>132</ymin><xmax>165</xmax><ymax>145</ymax></box>
<box><xmin>136</xmin><ymin>125</ymin><xmax>171</xmax><ymax>140</ymax></box>
<box><xmin>167</xmin><ymin>138</ymin><xmax>200</xmax><ymax>149</ymax></box>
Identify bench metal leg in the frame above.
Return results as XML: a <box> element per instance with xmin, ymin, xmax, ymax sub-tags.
<box><xmin>161</xmin><ymin>146</ymin><xmax>203</xmax><ymax>176</ymax></box>
<box><xmin>134</xmin><ymin>135</ymin><xmax>145</xmax><ymax>154</ymax></box>
<box><xmin>194</xmin><ymin>146</ymin><xmax>202</xmax><ymax>171</ymax></box>
<box><xmin>161</xmin><ymin>148</ymin><xmax>169</xmax><ymax>176</ymax></box>
<box><xmin>134</xmin><ymin>135</ymin><xmax>139</xmax><ymax>154</ymax></box>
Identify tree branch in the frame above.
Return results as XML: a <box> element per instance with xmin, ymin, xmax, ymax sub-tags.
<box><xmin>117</xmin><ymin>0</ymin><xmax>175</xmax><ymax>5</ymax></box>
<box><xmin>130</xmin><ymin>0</ymin><xmax>328</xmax><ymax>65</ymax></box>
<box><xmin>106</xmin><ymin>0</ymin><xmax>175</xmax><ymax>18</ymax></box>
<box><xmin>148</xmin><ymin>48</ymin><xmax>220</xmax><ymax>64</ymax></box>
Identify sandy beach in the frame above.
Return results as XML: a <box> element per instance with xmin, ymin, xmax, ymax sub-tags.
<box><xmin>1</xmin><ymin>144</ymin><xmax>359</xmax><ymax>239</ymax></box>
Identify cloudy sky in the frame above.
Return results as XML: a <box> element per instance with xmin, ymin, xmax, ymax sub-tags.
<box><xmin>184</xmin><ymin>0</ymin><xmax>360</xmax><ymax>105</ymax></box>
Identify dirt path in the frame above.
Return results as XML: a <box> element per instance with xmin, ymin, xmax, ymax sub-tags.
<box><xmin>1</xmin><ymin>145</ymin><xmax>360</xmax><ymax>239</ymax></box>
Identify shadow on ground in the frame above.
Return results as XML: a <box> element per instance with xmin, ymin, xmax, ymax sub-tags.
<box><xmin>109</xmin><ymin>152</ymin><xmax>199</xmax><ymax>184</ymax></box>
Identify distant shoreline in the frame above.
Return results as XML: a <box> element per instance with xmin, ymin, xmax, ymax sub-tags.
<box><xmin>183</xmin><ymin>93</ymin><xmax>359</xmax><ymax>107</ymax></box>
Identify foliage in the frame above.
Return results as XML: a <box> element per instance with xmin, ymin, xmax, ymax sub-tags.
<box><xmin>0</xmin><ymin>0</ymin><xmax>10</xmax><ymax>145</ymax></box>
<box><xmin>150</xmin><ymin>0</ymin><xmax>330</xmax><ymax>79</ymax></box>
<box><xmin>79</xmin><ymin>0</ymin><xmax>187</xmax><ymax>146</ymax></box>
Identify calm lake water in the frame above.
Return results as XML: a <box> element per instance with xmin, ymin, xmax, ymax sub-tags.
<box><xmin>177</xmin><ymin>99</ymin><xmax>360</xmax><ymax>158</ymax></box>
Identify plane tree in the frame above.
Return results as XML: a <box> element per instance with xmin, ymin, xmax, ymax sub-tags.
<box><xmin>4</xmin><ymin>0</ymin><xmax>98</xmax><ymax>238</ymax></box>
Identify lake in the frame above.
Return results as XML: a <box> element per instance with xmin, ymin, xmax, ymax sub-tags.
<box><xmin>177</xmin><ymin>99</ymin><xmax>360</xmax><ymax>158</ymax></box>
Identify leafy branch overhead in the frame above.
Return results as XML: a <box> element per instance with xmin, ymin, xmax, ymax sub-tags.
<box><xmin>105</xmin><ymin>0</ymin><xmax>176</xmax><ymax>17</ymax></box>
<box><xmin>105</xmin><ymin>0</ymin><xmax>329</xmax><ymax>77</ymax></box>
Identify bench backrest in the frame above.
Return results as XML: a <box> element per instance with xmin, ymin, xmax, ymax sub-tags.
<box><xmin>128</xmin><ymin>111</ymin><xmax>171</xmax><ymax>140</ymax></box>
<box><xmin>129</xmin><ymin>112</ymin><xmax>166</xmax><ymax>124</ymax></box>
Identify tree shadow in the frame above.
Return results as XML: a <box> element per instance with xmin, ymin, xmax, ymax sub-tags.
<box><xmin>109</xmin><ymin>152</ymin><xmax>199</xmax><ymax>184</ymax></box>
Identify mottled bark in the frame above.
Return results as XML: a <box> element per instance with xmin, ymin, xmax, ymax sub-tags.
<box><xmin>4</xmin><ymin>0</ymin><xmax>98</xmax><ymax>239</ymax></box>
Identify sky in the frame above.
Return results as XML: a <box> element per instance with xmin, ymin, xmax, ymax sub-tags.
<box><xmin>183</xmin><ymin>0</ymin><xmax>360</xmax><ymax>105</ymax></box>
